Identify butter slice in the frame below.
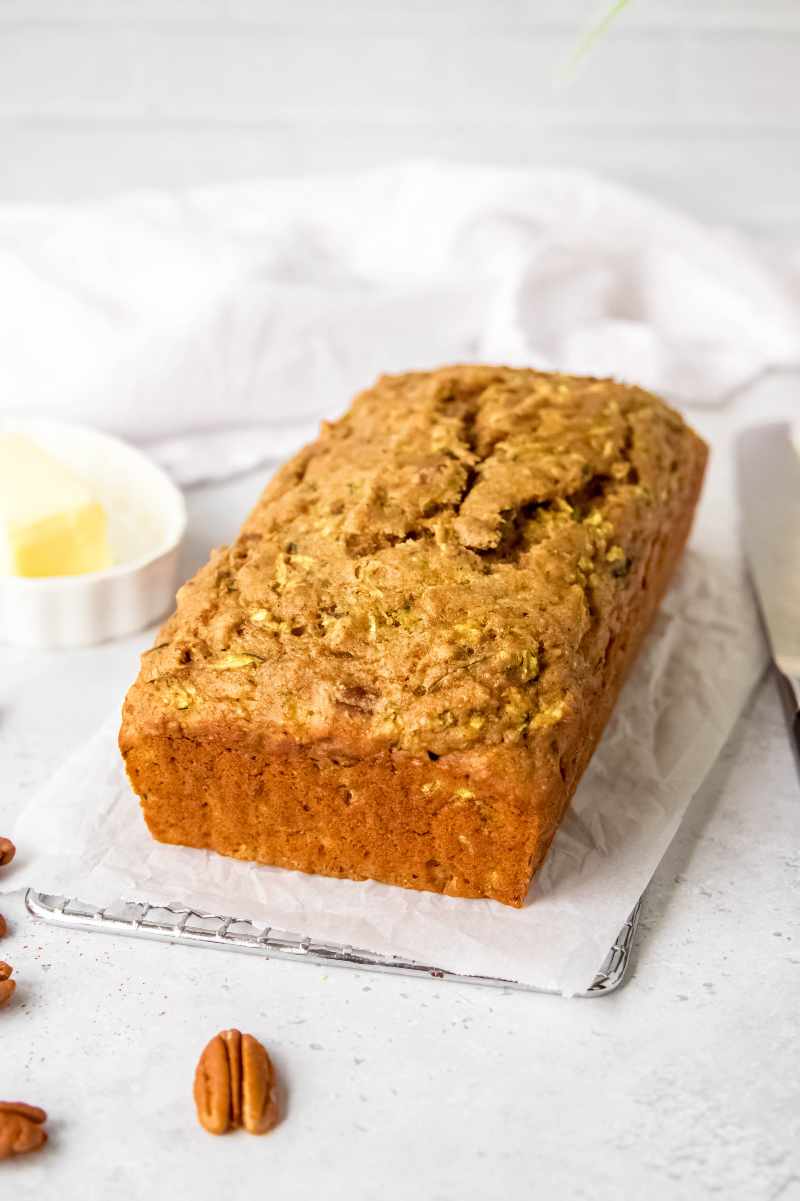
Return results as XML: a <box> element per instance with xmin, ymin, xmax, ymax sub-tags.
<box><xmin>0</xmin><ymin>434</ymin><xmax>112</xmax><ymax>578</ymax></box>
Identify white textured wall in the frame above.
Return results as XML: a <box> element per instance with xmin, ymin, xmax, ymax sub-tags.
<box><xmin>0</xmin><ymin>0</ymin><xmax>798</xmax><ymax>233</ymax></box>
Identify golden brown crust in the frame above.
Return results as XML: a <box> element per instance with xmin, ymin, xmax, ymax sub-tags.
<box><xmin>120</xmin><ymin>366</ymin><xmax>707</xmax><ymax>906</ymax></box>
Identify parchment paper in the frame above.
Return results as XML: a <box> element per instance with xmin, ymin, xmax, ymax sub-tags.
<box><xmin>11</xmin><ymin>542</ymin><xmax>764</xmax><ymax>996</ymax></box>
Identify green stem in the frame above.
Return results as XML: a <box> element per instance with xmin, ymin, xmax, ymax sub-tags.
<box><xmin>560</xmin><ymin>0</ymin><xmax>633</xmax><ymax>80</ymax></box>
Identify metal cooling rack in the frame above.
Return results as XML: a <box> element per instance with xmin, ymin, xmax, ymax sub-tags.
<box><xmin>25</xmin><ymin>889</ymin><xmax>641</xmax><ymax>997</ymax></box>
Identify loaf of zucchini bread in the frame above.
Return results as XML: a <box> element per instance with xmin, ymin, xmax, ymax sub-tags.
<box><xmin>120</xmin><ymin>366</ymin><xmax>707</xmax><ymax>906</ymax></box>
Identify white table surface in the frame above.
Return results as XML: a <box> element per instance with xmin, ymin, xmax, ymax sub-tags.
<box><xmin>2</xmin><ymin>380</ymin><xmax>799</xmax><ymax>1201</ymax></box>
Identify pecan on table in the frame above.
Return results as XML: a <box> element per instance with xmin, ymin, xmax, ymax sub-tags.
<box><xmin>0</xmin><ymin>962</ymin><xmax>14</xmax><ymax>1008</ymax></box>
<box><xmin>0</xmin><ymin>1102</ymin><xmax>47</xmax><ymax>1160</ymax></box>
<box><xmin>0</xmin><ymin>839</ymin><xmax>15</xmax><ymax>869</ymax></box>
<box><xmin>194</xmin><ymin>1029</ymin><xmax>278</xmax><ymax>1136</ymax></box>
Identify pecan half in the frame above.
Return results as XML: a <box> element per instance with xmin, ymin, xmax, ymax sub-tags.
<box><xmin>0</xmin><ymin>962</ymin><xmax>14</xmax><ymax>1008</ymax></box>
<box><xmin>0</xmin><ymin>839</ymin><xmax>14</xmax><ymax>868</ymax></box>
<box><xmin>194</xmin><ymin>1029</ymin><xmax>278</xmax><ymax>1136</ymax></box>
<box><xmin>0</xmin><ymin>1102</ymin><xmax>47</xmax><ymax>1160</ymax></box>
<box><xmin>0</xmin><ymin>914</ymin><xmax>7</xmax><ymax>939</ymax></box>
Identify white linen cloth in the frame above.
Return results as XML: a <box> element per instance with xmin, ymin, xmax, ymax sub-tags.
<box><xmin>1</xmin><ymin>163</ymin><xmax>798</xmax><ymax>483</ymax></box>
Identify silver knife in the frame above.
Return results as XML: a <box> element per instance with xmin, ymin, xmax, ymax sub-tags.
<box><xmin>737</xmin><ymin>421</ymin><xmax>800</xmax><ymax>766</ymax></box>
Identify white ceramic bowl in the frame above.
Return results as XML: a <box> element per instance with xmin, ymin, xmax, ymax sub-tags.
<box><xmin>0</xmin><ymin>420</ymin><xmax>187</xmax><ymax>648</ymax></box>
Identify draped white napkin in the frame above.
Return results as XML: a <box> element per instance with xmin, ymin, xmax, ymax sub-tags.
<box><xmin>1</xmin><ymin>163</ymin><xmax>798</xmax><ymax>483</ymax></box>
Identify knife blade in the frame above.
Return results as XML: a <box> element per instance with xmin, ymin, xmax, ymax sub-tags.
<box><xmin>737</xmin><ymin>421</ymin><xmax>800</xmax><ymax>768</ymax></box>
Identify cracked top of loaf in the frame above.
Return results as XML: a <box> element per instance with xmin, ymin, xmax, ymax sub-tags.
<box><xmin>129</xmin><ymin>366</ymin><xmax>706</xmax><ymax>758</ymax></box>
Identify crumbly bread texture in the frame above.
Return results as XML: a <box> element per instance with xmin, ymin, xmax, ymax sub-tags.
<box><xmin>120</xmin><ymin>366</ymin><xmax>707</xmax><ymax>906</ymax></box>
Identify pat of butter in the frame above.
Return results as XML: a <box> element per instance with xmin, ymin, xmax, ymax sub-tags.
<box><xmin>0</xmin><ymin>434</ymin><xmax>112</xmax><ymax>578</ymax></box>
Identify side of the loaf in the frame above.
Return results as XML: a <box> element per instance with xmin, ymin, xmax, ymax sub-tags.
<box><xmin>120</xmin><ymin>366</ymin><xmax>707</xmax><ymax>906</ymax></box>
